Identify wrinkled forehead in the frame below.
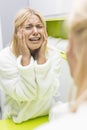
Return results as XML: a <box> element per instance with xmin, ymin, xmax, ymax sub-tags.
<box><xmin>23</xmin><ymin>14</ymin><xmax>43</xmax><ymax>25</ymax></box>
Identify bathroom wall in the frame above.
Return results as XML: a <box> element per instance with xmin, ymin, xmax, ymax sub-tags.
<box><xmin>0</xmin><ymin>0</ymin><xmax>29</xmax><ymax>47</ymax></box>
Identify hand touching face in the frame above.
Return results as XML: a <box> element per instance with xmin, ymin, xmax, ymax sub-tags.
<box><xmin>17</xmin><ymin>27</ymin><xmax>31</xmax><ymax>57</ymax></box>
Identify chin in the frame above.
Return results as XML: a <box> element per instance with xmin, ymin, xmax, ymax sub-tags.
<box><xmin>30</xmin><ymin>46</ymin><xmax>40</xmax><ymax>51</ymax></box>
<box><xmin>30</xmin><ymin>44</ymin><xmax>42</xmax><ymax>50</ymax></box>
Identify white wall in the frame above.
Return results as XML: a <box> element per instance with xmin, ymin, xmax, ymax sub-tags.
<box><xmin>0</xmin><ymin>18</ymin><xmax>3</xmax><ymax>50</ymax></box>
<box><xmin>29</xmin><ymin>0</ymin><xmax>74</xmax><ymax>18</ymax></box>
<box><xmin>0</xmin><ymin>18</ymin><xmax>3</xmax><ymax>114</ymax></box>
<box><xmin>29</xmin><ymin>0</ymin><xmax>62</xmax><ymax>17</ymax></box>
<box><xmin>0</xmin><ymin>0</ymin><xmax>29</xmax><ymax>47</ymax></box>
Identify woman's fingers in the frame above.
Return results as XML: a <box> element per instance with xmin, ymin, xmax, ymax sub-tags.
<box><xmin>17</xmin><ymin>28</ymin><xmax>29</xmax><ymax>56</ymax></box>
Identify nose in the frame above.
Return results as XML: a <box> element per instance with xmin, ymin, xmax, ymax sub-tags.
<box><xmin>32</xmin><ymin>26</ymin><xmax>38</xmax><ymax>35</ymax></box>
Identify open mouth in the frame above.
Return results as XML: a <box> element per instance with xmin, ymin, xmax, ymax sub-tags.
<box><xmin>29</xmin><ymin>37</ymin><xmax>41</xmax><ymax>41</ymax></box>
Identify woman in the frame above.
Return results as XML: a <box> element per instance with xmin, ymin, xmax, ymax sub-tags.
<box><xmin>0</xmin><ymin>8</ymin><xmax>61</xmax><ymax>123</ymax></box>
<box><xmin>35</xmin><ymin>0</ymin><xmax>87</xmax><ymax>129</ymax></box>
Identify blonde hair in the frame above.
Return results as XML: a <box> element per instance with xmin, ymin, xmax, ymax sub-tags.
<box><xmin>11</xmin><ymin>8</ymin><xmax>46</xmax><ymax>57</ymax></box>
<box><xmin>67</xmin><ymin>0</ymin><xmax>87</xmax><ymax>112</ymax></box>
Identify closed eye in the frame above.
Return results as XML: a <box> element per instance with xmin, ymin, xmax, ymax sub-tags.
<box><xmin>36</xmin><ymin>24</ymin><xmax>44</xmax><ymax>29</ymax></box>
<box><xmin>25</xmin><ymin>25</ymin><xmax>33</xmax><ymax>30</ymax></box>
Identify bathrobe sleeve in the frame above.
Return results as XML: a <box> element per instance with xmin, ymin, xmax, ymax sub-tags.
<box><xmin>0</xmin><ymin>49</ymin><xmax>37</xmax><ymax>102</ymax></box>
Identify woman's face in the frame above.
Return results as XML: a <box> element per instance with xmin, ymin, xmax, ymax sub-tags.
<box><xmin>21</xmin><ymin>14</ymin><xmax>46</xmax><ymax>51</ymax></box>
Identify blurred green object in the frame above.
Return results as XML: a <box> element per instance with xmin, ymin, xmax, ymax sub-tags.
<box><xmin>60</xmin><ymin>51</ymin><xmax>67</xmax><ymax>60</ymax></box>
<box><xmin>46</xmin><ymin>18</ymin><xmax>68</xmax><ymax>39</ymax></box>
<box><xmin>0</xmin><ymin>116</ymin><xmax>48</xmax><ymax>130</ymax></box>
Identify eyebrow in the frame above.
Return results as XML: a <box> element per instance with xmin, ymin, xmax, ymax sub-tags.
<box><xmin>26</xmin><ymin>22</ymin><xmax>43</xmax><ymax>25</ymax></box>
<box><xmin>25</xmin><ymin>24</ymin><xmax>33</xmax><ymax>26</ymax></box>
<box><xmin>24</xmin><ymin>23</ymin><xmax>44</xmax><ymax>27</ymax></box>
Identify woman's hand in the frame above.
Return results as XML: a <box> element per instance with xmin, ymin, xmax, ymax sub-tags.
<box><xmin>37</xmin><ymin>29</ymin><xmax>48</xmax><ymax>64</ymax></box>
<box><xmin>17</xmin><ymin>28</ymin><xmax>31</xmax><ymax>66</ymax></box>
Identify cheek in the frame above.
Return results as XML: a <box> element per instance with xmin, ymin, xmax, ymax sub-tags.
<box><xmin>40</xmin><ymin>29</ymin><xmax>45</xmax><ymax>36</ymax></box>
<box><xmin>24</xmin><ymin>30</ymin><xmax>31</xmax><ymax>36</ymax></box>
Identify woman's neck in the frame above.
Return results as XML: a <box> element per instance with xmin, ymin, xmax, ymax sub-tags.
<box><xmin>31</xmin><ymin>49</ymin><xmax>38</xmax><ymax>60</ymax></box>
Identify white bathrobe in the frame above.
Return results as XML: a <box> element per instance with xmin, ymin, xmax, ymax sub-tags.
<box><xmin>0</xmin><ymin>45</ymin><xmax>61</xmax><ymax>123</ymax></box>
